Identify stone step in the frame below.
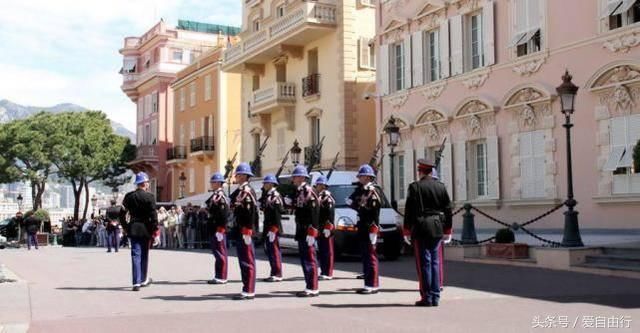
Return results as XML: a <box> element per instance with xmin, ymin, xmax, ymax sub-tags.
<box><xmin>574</xmin><ymin>262</ymin><xmax>640</xmax><ymax>273</ymax></box>
<box><xmin>586</xmin><ymin>254</ymin><xmax>640</xmax><ymax>267</ymax></box>
<box><xmin>602</xmin><ymin>247</ymin><xmax>640</xmax><ymax>258</ymax></box>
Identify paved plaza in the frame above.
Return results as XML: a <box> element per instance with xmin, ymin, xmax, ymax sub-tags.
<box><xmin>1</xmin><ymin>246</ymin><xmax>638</xmax><ymax>333</ymax></box>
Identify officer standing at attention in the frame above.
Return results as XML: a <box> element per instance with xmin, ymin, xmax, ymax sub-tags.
<box><xmin>259</xmin><ymin>174</ymin><xmax>284</xmax><ymax>282</ymax></box>
<box><xmin>229</xmin><ymin>163</ymin><xmax>259</xmax><ymax>300</ymax></box>
<box><xmin>315</xmin><ymin>175</ymin><xmax>335</xmax><ymax>280</ymax></box>
<box><xmin>348</xmin><ymin>164</ymin><xmax>381</xmax><ymax>295</ymax></box>
<box><xmin>206</xmin><ymin>172</ymin><xmax>230</xmax><ymax>285</ymax></box>
<box><xmin>288</xmin><ymin>165</ymin><xmax>320</xmax><ymax>297</ymax></box>
<box><xmin>122</xmin><ymin>172</ymin><xmax>159</xmax><ymax>291</ymax></box>
<box><xmin>403</xmin><ymin>159</ymin><xmax>453</xmax><ymax>307</ymax></box>
<box><xmin>105</xmin><ymin>199</ymin><xmax>126</xmax><ymax>253</ymax></box>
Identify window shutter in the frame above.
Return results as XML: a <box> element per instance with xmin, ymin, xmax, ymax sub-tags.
<box><xmin>151</xmin><ymin>120</ymin><xmax>158</xmax><ymax>145</ymax></box>
<box><xmin>441</xmin><ymin>142</ymin><xmax>453</xmax><ymax>191</ymax></box>
<box><xmin>627</xmin><ymin>114</ymin><xmax>640</xmax><ymax>146</ymax></box>
<box><xmin>519</xmin><ymin>132</ymin><xmax>533</xmax><ymax>198</ymax></box>
<box><xmin>486</xmin><ymin>136</ymin><xmax>500</xmax><ymax>199</ymax></box>
<box><xmin>189</xmin><ymin>168</ymin><xmax>195</xmax><ymax>193</ymax></box>
<box><xmin>532</xmin><ymin>131</ymin><xmax>546</xmax><ymax>197</ymax></box>
<box><xmin>403</xmin><ymin>38</ymin><xmax>412</xmax><ymax>89</ymax></box>
<box><xmin>359</xmin><ymin>37</ymin><xmax>370</xmax><ymax>69</ymax></box>
<box><xmin>190</xmin><ymin>120</ymin><xmax>196</xmax><ymax>140</ymax></box>
<box><xmin>439</xmin><ymin>20</ymin><xmax>450</xmax><ymax>78</ymax></box>
<box><xmin>137</xmin><ymin>125</ymin><xmax>143</xmax><ymax>145</ymax></box>
<box><xmin>382</xmin><ymin>147</ymin><xmax>391</xmax><ymax>199</ymax></box>
<box><xmin>204</xmin><ymin>165</ymin><xmax>211</xmax><ymax>192</ymax></box>
<box><xmin>379</xmin><ymin>44</ymin><xmax>390</xmax><ymax>95</ymax></box>
<box><xmin>449</xmin><ymin>15</ymin><xmax>463</xmax><ymax>76</ymax></box>
<box><xmin>179</xmin><ymin>124</ymin><xmax>185</xmax><ymax>146</ymax></box>
<box><xmin>403</xmin><ymin>140</ymin><xmax>415</xmax><ymax>186</ymax></box>
<box><xmin>454</xmin><ymin>141</ymin><xmax>467</xmax><ymax>201</ymax></box>
<box><xmin>412</xmin><ymin>31</ymin><xmax>424</xmax><ymax>87</ymax></box>
<box><xmin>483</xmin><ymin>0</ymin><xmax>496</xmax><ymax>66</ymax></box>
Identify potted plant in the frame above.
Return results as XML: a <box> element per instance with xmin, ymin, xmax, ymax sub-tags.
<box><xmin>486</xmin><ymin>228</ymin><xmax>529</xmax><ymax>259</ymax></box>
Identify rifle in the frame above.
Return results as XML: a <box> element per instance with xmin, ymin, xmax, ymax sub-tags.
<box><xmin>223</xmin><ymin>152</ymin><xmax>238</xmax><ymax>179</ymax></box>
<box><xmin>326</xmin><ymin>152</ymin><xmax>340</xmax><ymax>180</ymax></box>
<box><xmin>274</xmin><ymin>150</ymin><xmax>290</xmax><ymax>179</ymax></box>
<box><xmin>249</xmin><ymin>136</ymin><xmax>270</xmax><ymax>174</ymax></box>
<box><xmin>434</xmin><ymin>137</ymin><xmax>447</xmax><ymax>171</ymax></box>
<box><xmin>369</xmin><ymin>138</ymin><xmax>383</xmax><ymax>173</ymax></box>
<box><xmin>306</xmin><ymin>136</ymin><xmax>325</xmax><ymax>172</ymax></box>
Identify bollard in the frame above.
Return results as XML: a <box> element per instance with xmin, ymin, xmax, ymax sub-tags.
<box><xmin>461</xmin><ymin>203</ymin><xmax>478</xmax><ymax>244</ymax></box>
<box><xmin>52</xmin><ymin>234</ymin><xmax>59</xmax><ymax>246</ymax></box>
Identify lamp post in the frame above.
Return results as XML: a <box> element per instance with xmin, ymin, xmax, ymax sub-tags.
<box><xmin>290</xmin><ymin>140</ymin><xmax>302</xmax><ymax>166</ymax></box>
<box><xmin>17</xmin><ymin>194</ymin><xmax>23</xmax><ymax>212</ymax></box>
<box><xmin>556</xmin><ymin>70</ymin><xmax>584</xmax><ymax>247</ymax></box>
<box><xmin>178</xmin><ymin>172</ymin><xmax>187</xmax><ymax>199</ymax></box>
<box><xmin>91</xmin><ymin>194</ymin><xmax>98</xmax><ymax>215</ymax></box>
<box><xmin>383</xmin><ymin>116</ymin><xmax>401</xmax><ymax>209</ymax></box>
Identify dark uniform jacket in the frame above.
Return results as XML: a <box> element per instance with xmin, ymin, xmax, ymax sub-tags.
<box><xmin>403</xmin><ymin>176</ymin><xmax>453</xmax><ymax>240</ymax></box>
<box><xmin>230</xmin><ymin>182</ymin><xmax>259</xmax><ymax>234</ymax></box>
<box><xmin>318</xmin><ymin>189</ymin><xmax>335</xmax><ymax>234</ymax></box>
<box><xmin>105</xmin><ymin>205</ymin><xmax>126</xmax><ymax>232</ymax></box>
<box><xmin>122</xmin><ymin>188</ymin><xmax>158</xmax><ymax>239</ymax></box>
<box><xmin>348</xmin><ymin>183</ymin><xmax>381</xmax><ymax>237</ymax></box>
<box><xmin>259</xmin><ymin>188</ymin><xmax>284</xmax><ymax>236</ymax></box>
<box><xmin>206</xmin><ymin>188</ymin><xmax>230</xmax><ymax>232</ymax></box>
<box><xmin>293</xmin><ymin>183</ymin><xmax>319</xmax><ymax>241</ymax></box>
<box><xmin>25</xmin><ymin>216</ymin><xmax>41</xmax><ymax>234</ymax></box>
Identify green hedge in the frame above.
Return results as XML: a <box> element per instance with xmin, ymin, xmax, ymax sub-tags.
<box><xmin>24</xmin><ymin>209</ymin><xmax>50</xmax><ymax>221</ymax></box>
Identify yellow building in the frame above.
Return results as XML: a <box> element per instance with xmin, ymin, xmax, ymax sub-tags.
<box><xmin>222</xmin><ymin>0</ymin><xmax>378</xmax><ymax>175</ymax></box>
<box><xmin>168</xmin><ymin>47</ymin><xmax>242</xmax><ymax>200</ymax></box>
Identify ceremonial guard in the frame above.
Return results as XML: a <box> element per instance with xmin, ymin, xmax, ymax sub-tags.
<box><xmin>206</xmin><ymin>172</ymin><xmax>230</xmax><ymax>285</ymax></box>
<box><xmin>105</xmin><ymin>199</ymin><xmax>126</xmax><ymax>253</ymax></box>
<box><xmin>315</xmin><ymin>176</ymin><xmax>335</xmax><ymax>280</ymax></box>
<box><xmin>288</xmin><ymin>165</ymin><xmax>320</xmax><ymax>297</ymax></box>
<box><xmin>259</xmin><ymin>174</ymin><xmax>284</xmax><ymax>282</ymax></box>
<box><xmin>403</xmin><ymin>159</ymin><xmax>453</xmax><ymax>307</ymax></box>
<box><xmin>229</xmin><ymin>163</ymin><xmax>259</xmax><ymax>300</ymax></box>
<box><xmin>122</xmin><ymin>172</ymin><xmax>159</xmax><ymax>291</ymax></box>
<box><xmin>348</xmin><ymin>164</ymin><xmax>381</xmax><ymax>294</ymax></box>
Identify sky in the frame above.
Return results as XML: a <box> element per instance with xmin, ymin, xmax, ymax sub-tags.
<box><xmin>0</xmin><ymin>0</ymin><xmax>241</xmax><ymax>132</ymax></box>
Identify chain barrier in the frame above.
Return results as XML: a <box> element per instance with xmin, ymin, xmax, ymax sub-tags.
<box><xmin>451</xmin><ymin>236</ymin><xmax>495</xmax><ymax>245</ymax></box>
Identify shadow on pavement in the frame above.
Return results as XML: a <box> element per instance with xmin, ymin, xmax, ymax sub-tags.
<box><xmin>313</xmin><ymin>303</ymin><xmax>414</xmax><ymax>308</ymax></box>
<box><xmin>56</xmin><ymin>286</ymin><xmax>132</xmax><ymax>292</ymax></box>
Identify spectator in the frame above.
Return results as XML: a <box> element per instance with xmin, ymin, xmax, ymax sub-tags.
<box><xmin>175</xmin><ymin>206</ymin><xmax>185</xmax><ymax>249</ymax></box>
<box><xmin>167</xmin><ymin>206</ymin><xmax>177</xmax><ymax>248</ymax></box>
<box><xmin>185</xmin><ymin>203</ymin><xmax>197</xmax><ymax>249</ymax></box>
<box><xmin>82</xmin><ymin>219</ymin><xmax>93</xmax><ymax>246</ymax></box>
<box><xmin>157</xmin><ymin>207</ymin><xmax>168</xmax><ymax>248</ymax></box>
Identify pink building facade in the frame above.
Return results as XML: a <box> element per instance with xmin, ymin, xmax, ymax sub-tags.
<box><xmin>375</xmin><ymin>0</ymin><xmax>640</xmax><ymax>230</ymax></box>
<box><xmin>119</xmin><ymin>20</ymin><xmax>228</xmax><ymax>201</ymax></box>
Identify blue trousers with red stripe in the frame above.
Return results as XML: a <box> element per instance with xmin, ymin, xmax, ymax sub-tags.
<box><xmin>130</xmin><ymin>237</ymin><xmax>150</xmax><ymax>286</ymax></box>
<box><xmin>264</xmin><ymin>234</ymin><xmax>282</xmax><ymax>277</ymax></box>
<box><xmin>297</xmin><ymin>240</ymin><xmax>318</xmax><ymax>291</ymax></box>
<box><xmin>211</xmin><ymin>234</ymin><xmax>228</xmax><ymax>280</ymax></box>
<box><xmin>236</xmin><ymin>239</ymin><xmax>256</xmax><ymax>294</ymax></box>
<box><xmin>359</xmin><ymin>235</ymin><xmax>379</xmax><ymax>288</ymax></box>
<box><xmin>413</xmin><ymin>238</ymin><xmax>441</xmax><ymax>303</ymax></box>
<box><xmin>317</xmin><ymin>236</ymin><xmax>334</xmax><ymax>277</ymax></box>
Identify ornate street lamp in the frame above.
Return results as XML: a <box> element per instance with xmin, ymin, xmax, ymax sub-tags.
<box><xmin>383</xmin><ymin>116</ymin><xmax>401</xmax><ymax>209</ymax></box>
<box><xmin>91</xmin><ymin>194</ymin><xmax>98</xmax><ymax>214</ymax></box>
<box><xmin>290</xmin><ymin>140</ymin><xmax>302</xmax><ymax>166</ymax></box>
<box><xmin>556</xmin><ymin>70</ymin><xmax>583</xmax><ymax>247</ymax></box>
<box><xmin>178</xmin><ymin>172</ymin><xmax>187</xmax><ymax>199</ymax></box>
<box><xmin>16</xmin><ymin>194</ymin><xmax>23</xmax><ymax>212</ymax></box>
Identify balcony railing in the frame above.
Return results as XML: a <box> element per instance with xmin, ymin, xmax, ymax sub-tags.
<box><xmin>190</xmin><ymin>136</ymin><xmax>215</xmax><ymax>153</ymax></box>
<box><xmin>167</xmin><ymin>146</ymin><xmax>187</xmax><ymax>161</ymax></box>
<box><xmin>251</xmin><ymin>82</ymin><xmax>296</xmax><ymax>115</ymax></box>
<box><xmin>302</xmin><ymin>73</ymin><xmax>320</xmax><ymax>97</ymax></box>
<box><xmin>135</xmin><ymin>145</ymin><xmax>159</xmax><ymax>160</ymax></box>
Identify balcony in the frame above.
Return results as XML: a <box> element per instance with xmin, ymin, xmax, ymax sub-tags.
<box><xmin>166</xmin><ymin>146</ymin><xmax>187</xmax><ymax>165</ymax></box>
<box><xmin>302</xmin><ymin>73</ymin><xmax>320</xmax><ymax>98</ymax></box>
<box><xmin>223</xmin><ymin>1</ymin><xmax>337</xmax><ymax>72</ymax></box>
<box><xmin>190</xmin><ymin>136</ymin><xmax>215</xmax><ymax>159</ymax></box>
<box><xmin>250</xmin><ymin>82</ymin><xmax>296</xmax><ymax>116</ymax></box>
<box><xmin>128</xmin><ymin>145</ymin><xmax>159</xmax><ymax>171</ymax></box>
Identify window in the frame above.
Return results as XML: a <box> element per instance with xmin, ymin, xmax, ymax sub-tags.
<box><xmin>604</xmin><ymin>115</ymin><xmax>640</xmax><ymax>193</ymax></box>
<box><xmin>423</xmin><ymin>30</ymin><xmax>440</xmax><ymax>82</ymax></box>
<box><xmin>276</xmin><ymin>128</ymin><xmax>286</xmax><ymax>157</ymax></box>
<box><xmin>359</xmin><ymin>38</ymin><xmax>375</xmax><ymax>70</ymax></box>
<box><xmin>253</xmin><ymin>19</ymin><xmax>260</xmax><ymax>32</ymax></box>
<box><xmin>252</xmin><ymin>75</ymin><xmax>260</xmax><ymax>91</ymax></box>
<box><xmin>123</xmin><ymin>58</ymin><xmax>136</xmax><ymax>73</ymax></box>
<box><xmin>151</xmin><ymin>92</ymin><xmax>158</xmax><ymax>113</ymax></box>
<box><xmin>179</xmin><ymin>124</ymin><xmax>185</xmax><ymax>146</ymax></box>
<box><xmin>137</xmin><ymin>125</ymin><xmax>143</xmax><ymax>145</ymax></box>
<box><xmin>253</xmin><ymin>134</ymin><xmax>261</xmax><ymax>156</ymax></box>
<box><xmin>172</xmin><ymin>49</ymin><xmax>183</xmax><ymax>62</ymax></box>
<box><xmin>144</xmin><ymin>124</ymin><xmax>150</xmax><ymax>145</ymax></box>
<box><xmin>150</xmin><ymin>119</ymin><xmax>158</xmax><ymax>145</ymax></box>
<box><xmin>519</xmin><ymin>131</ymin><xmax>546</xmax><ymax>198</ymax></box>
<box><xmin>396</xmin><ymin>154</ymin><xmax>406</xmax><ymax>200</ymax></box>
<box><xmin>310</xmin><ymin>117</ymin><xmax>320</xmax><ymax>146</ymax></box>
<box><xmin>137</xmin><ymin>98</ymin><xmax>144</xmax><ymax>121</ymax></box>
<box><xmin>391</xmin><ymin>42</ymin><xmax>405</xmax><ymax>92</ymax></box>
<box><xmin>204</xmin><ymin>165</ymin><xmax>211</xmax><ymax>192</ymax></box>
<box><xmin>189</xmin><ymin>168</ymin><xmax>195</xmax><ymax>193</ymax></box>
<box><xmin>468</xmin><ymin>140</ymin><xmax>488</xmax><ymax>198</ymax></box>
<box><xmin>204</xmin><ymin>75</ymin><xmax>212</xmax><ymax>101</ymax></box>
<box><xmin>179</xmin><ymin>88</ymin><xmax>185</xmax><ymax>111</ymax></box>
<box><xmin>189</xmin><ymin>120</ymin><xmax>196</xmax><ymax>140</ymax></box>
<box><xmin>144</xmin><ymin>94</ymin><xmax>152</xmax><ymax>118</ymax></box>
<box><xmin>512</xmin><ymin>0</ymin><xmax>542</xmax><ymax>57</ymax></box>
<box><xmin>277</xmin><ymin>5</ymin><xmax>285</xmax><ymax>17</ymax></box>
<box><xmin>308</xmin><ymin>49</ymin><xmax>319</xmax><ymax>74</ymax></box>
<box><xmin>276</xmin><ymin>64</ymin><xmax>286</xmax><ymax>82</ymax></box>
<box><xmin>189</xmin><ymin>82</ymin><xmax>196</xmax><ymax>107</ymax></box>
<box><xmin>605</xmin><ymin>0</ymin><xmax>640</xmax><ymax>30</ymax></box>
<box><xmin>466</xmin><ymin>12</ymin><xmax>484</xmax><ymax>71</ymax></box>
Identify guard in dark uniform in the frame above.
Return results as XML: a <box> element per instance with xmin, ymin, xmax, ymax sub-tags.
<box><xmin>315</xmin><ymin>175</ymin><xmax>335</xmax><ymax>280</ymax></box>
<box><xmin>206</xmin><ymin>172</ymin><xmax>230</xmax><ymax>285</ymax></box>
<box><xmin>348</xmin><ymin>164</ymin><xmax>381</xmax><ymax>295</ymax></box>
<box><xmin>105</xmin><ymin>199</ymin><xmax>126</xmax><ymax>253</ymax></box>
<box><xmin>229</xmin><ymin>162</ymin><xmax>259</xmax><ymax>300</ymax></box>
<box><xmin>289</xmin><ymin>165</ymin><xmax>320</xmax><ymax>297</ymax></box>
<box><xmin>260</xmin><ymin>174</ymin><xmax>284</xmax><ymax>282</ymax></box>
<box><xmin>403</xmin><ymin>159</ymin><xmax>453</xmax><ymax>307</ymax></box>
<box><xmin>122</xmin><ymin>172</ymin><xmax>159</xmax><ymax>291</ymax></box>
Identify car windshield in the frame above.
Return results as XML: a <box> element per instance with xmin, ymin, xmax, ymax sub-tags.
<box><xmin>0</xmin><ymin>218</ymin><xmax>11</xmax><ymax>226</ymax></box>
<box><xmin>276</xmin><ymin>177</ymin><xmax>391</xmax><ymax>209</ymax></box>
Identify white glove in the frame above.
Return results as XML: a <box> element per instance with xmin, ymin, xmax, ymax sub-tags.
<box><xmin>284</xmin><ymin>197</ymin><xmax>292</xmax><ymax>205</ymax></box>
<box><xmin>215</xmin><ymin>232</ymin><xmax>224</xmax><ymax>242</ymax></box>
<box><xmin>152</xmin><ymin>236</ymin><xmax>160</xmax><ymax>247</ymax></box>
<box><xmin>323</xmin><ymin>229</ymin><xmax>331</xmax><ymax>238</ymax></box>
<box><xmin>243</xmin><ymin>234</ymin><xmax>252</xmax><ymax>245</ymax></box>
<box><xmin>404</xmin><ymin>235</ymin><xmax>412</xmax><ymax>246</ymax></box>
<box><xmin>369</xmin><ymin>233</ymin><xmax>377</xmax><ymax>245</ymax></box>
<box><xmin>306</xmin><ymin>235</ymin><xmax>315</xmax><ymax>247</ymax></box>
<box><xmin>267</xmin><ymin>231</ymin><xmax>276</xmax><ymax>243</ymax></box>
<box><xmin>443</xmin><ymin>234</ymin><xmax>452</xmax><ymax>244</ymax></box>
<box><xmin>345</xmin><ymin>199</ymin><xmax>353</xmax><ymax>206</ymax></box>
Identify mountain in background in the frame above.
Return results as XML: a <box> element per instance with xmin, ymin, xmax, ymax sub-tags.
<box><xmin>0</xmin><ymin>99</ymin><xmax>135</xmax><ymax>143</ymax></box>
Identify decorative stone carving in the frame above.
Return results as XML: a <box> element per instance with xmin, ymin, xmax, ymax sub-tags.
<box><xmin>520</xmin><ymin>104</ymin><xmax>536</xmax><ymax>129</ymax></box>
<box><xmin>602</xmin><ymin>65</ymin><xmax>640</xmax><ymax>85</ymax></box>
<box><xmin>424</xmin><ymin>124</ymin><xmax>439</xmax><ymax>141</ymax></box>
<box><xmin>603</xmin><ymin>32</ymin><xmax>640</xmax><ymax>53</ymax></box>
<box><xmin>512</xmin><ymin>57</ymin><xmax>546</xmax><ymax>77</ymax></box>
<box><xmin>462</xmin><ymin>72</ymin><xmax>489</xmax><ymax>90</ymax></box>
<box><xmin>420</xmin><ymin>82</ymin><xmax>446</xmax><ymax>101</ymax></box>
<box><xmin>599</xmin><ymin>85</ymin><xmax>638</xmax><ymax>115</ymax></box>
<box><xmin>467</xmin><ymin>115</ymin><xmax>482</xmax><ymax>136</ymax></box>
<box><xmin>386</xmin><ymin>92</ymin><xmax>409</xmax><ymax>109</ymax></box>
<box><xmin>417</xmin><ymin>110</ymin><xmax>446</xmax><ymax>124</ymax></box>
<box><xmin>514</xmin><ymin>88</ymin><xmax>544</xmax><ymax>104</ymax></box>
<box><xmin>454</xmin><ymin>0</ymin><xmax>480</xmax><ymax>13</ymax></box>
<box><xmin>457</xmin><ymin>100</ymin><xmax>490</xmax><ymax>117</ymax></box>
<box><xmin>416</xmin><ymin>9</ymin><xmax>445</xmax><ymax>31</ymax></box>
